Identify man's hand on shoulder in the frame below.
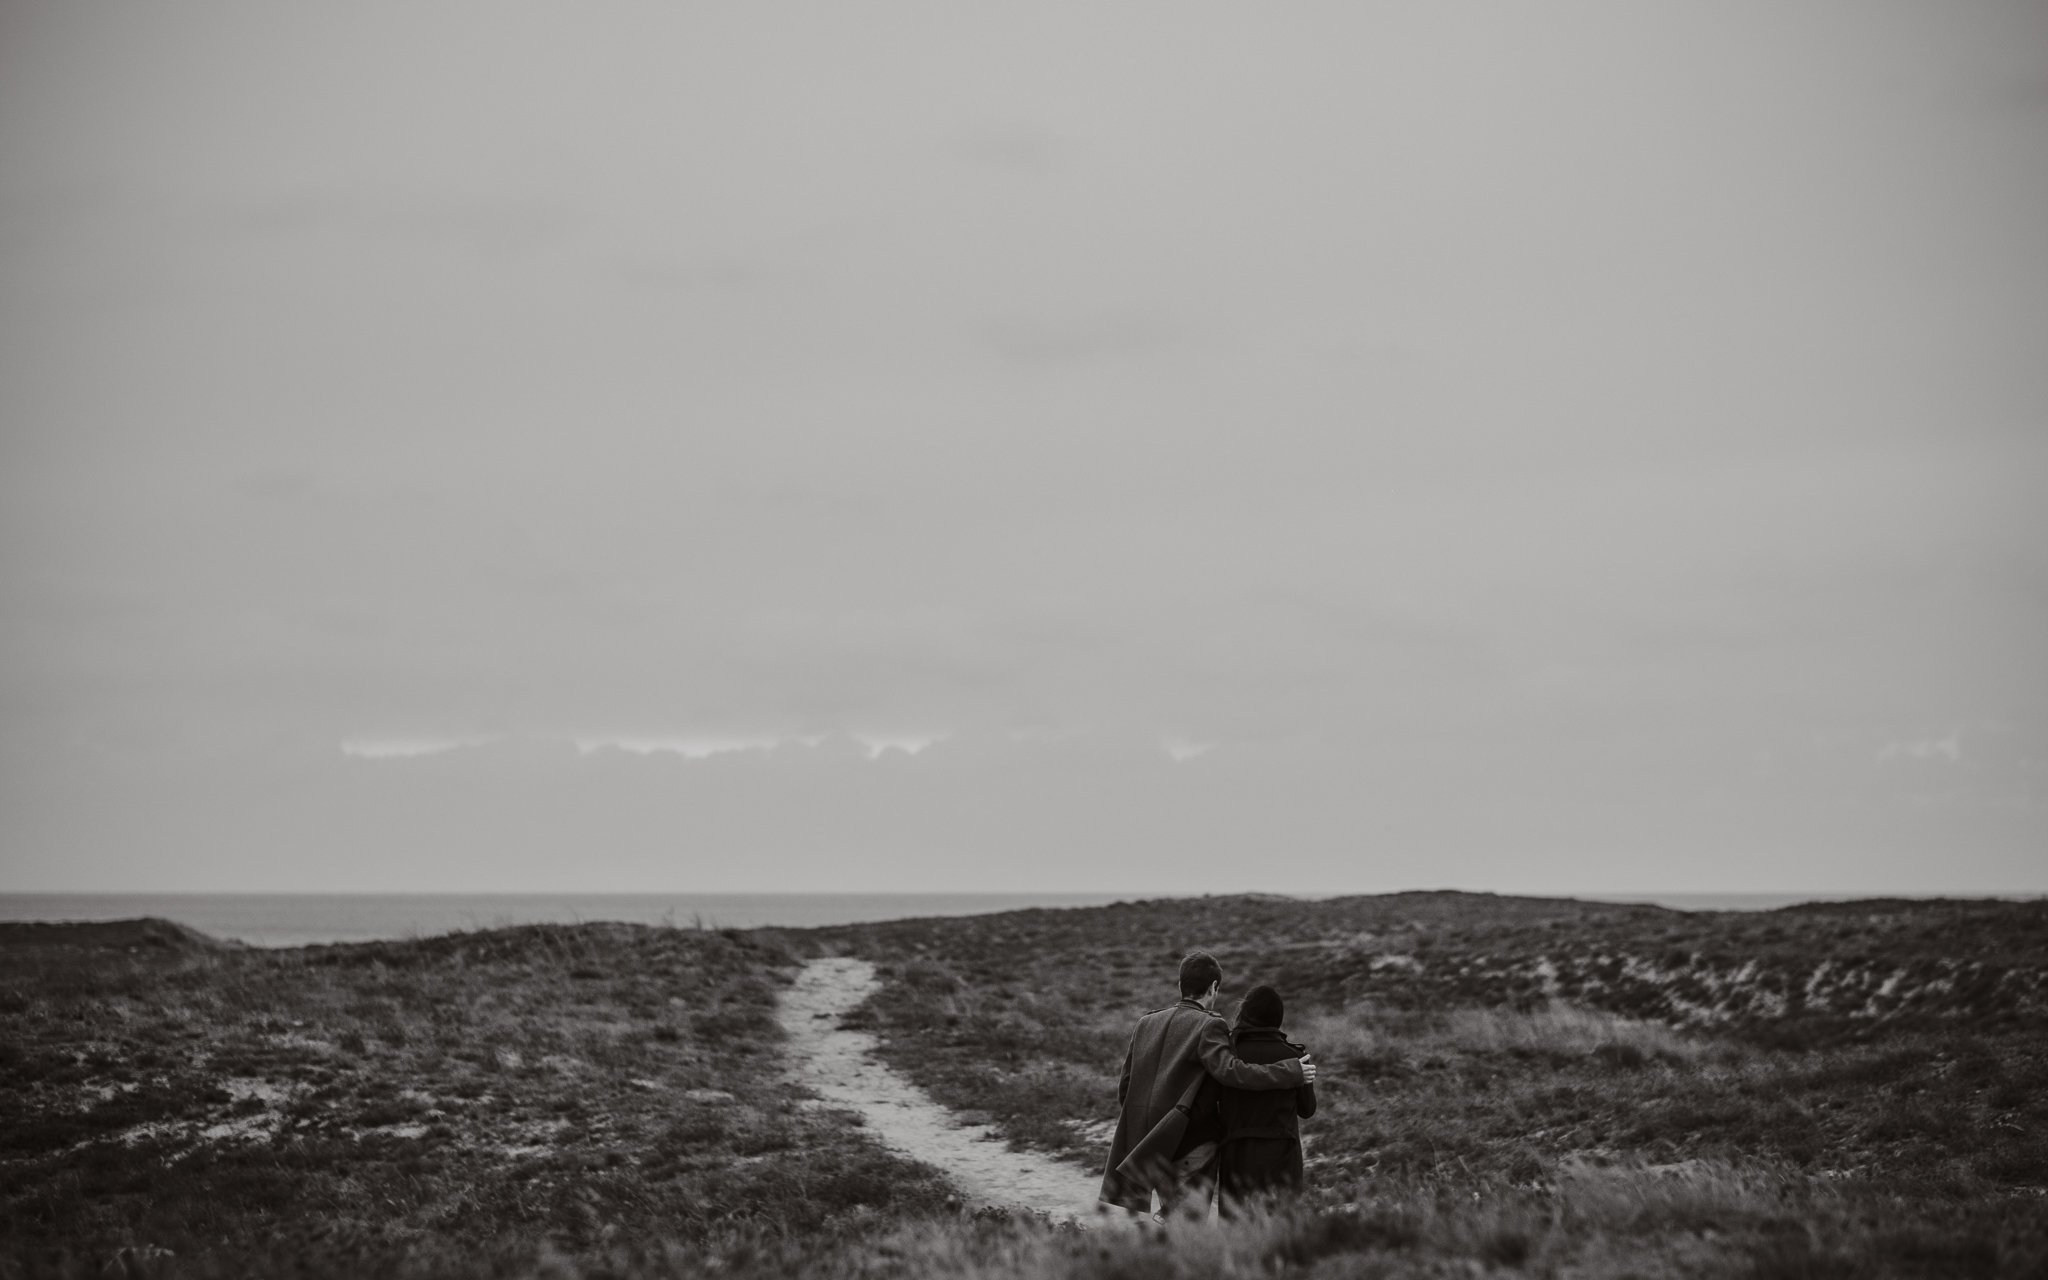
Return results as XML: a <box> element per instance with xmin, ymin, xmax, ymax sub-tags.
<box><xmin>1296</xmin><ymin>1053</ymin><xmax>1317</xmax><ymax>1084</ymax></box>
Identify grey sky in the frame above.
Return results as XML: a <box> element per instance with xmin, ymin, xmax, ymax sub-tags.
<box><xmin>2</xmin><ymin>1</ymin><xmax>2043</xmax><ymax>893</ymax></box>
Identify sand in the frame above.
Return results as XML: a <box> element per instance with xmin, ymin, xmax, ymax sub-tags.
<box><xmin>776</xmin><ymin>956</ymin><xmax>1109</xmax><ymax>1221</ymax></box>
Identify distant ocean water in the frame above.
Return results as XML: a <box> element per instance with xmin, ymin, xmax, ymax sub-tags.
<box><xmin>0</xmin><ymin>891</ymin><xmax>1987</xmax><ymax>949</ymax></box>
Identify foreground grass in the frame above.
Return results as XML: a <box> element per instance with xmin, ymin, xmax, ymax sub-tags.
<box><xmin>678</xmin><ymin>1160</ymin><xmax>2045</xmax><ymax>1279</ymax></box>
<box><xmin>44</xmin><ymin>1162</ymin><xmax>2038</xmax><ymax>1279</ymax></box>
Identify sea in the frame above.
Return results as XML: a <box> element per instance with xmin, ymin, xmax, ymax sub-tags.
<box><xmin>0</xmin><ymin>891</ymin><xmax>1909</xmax><ymax>949</ymax></box>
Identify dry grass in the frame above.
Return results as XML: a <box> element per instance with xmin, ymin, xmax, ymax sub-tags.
<box><xmin>1292</xmin><ymin>1002</ymin><xmax>1708</xmax><ymax>1073</ymax></box>
<box><xmin>89</xmin><ymin>1159</ymin><xmax>2027</xmax><ymax>1278</ymax></box>
<box><xmin>8</xmin><ymin>897</ymin><xmax>2047</xmax><ymax>1279</ymax></box>
<box><xmin>0</xmin><ymin>922</ymin><xmax>952</xmax><ymax>1276</ymax></box>
<box><xmin>813</xmin><ymin>893</ymin><xmax>2048</xmax><ymax>1275</ymax></box>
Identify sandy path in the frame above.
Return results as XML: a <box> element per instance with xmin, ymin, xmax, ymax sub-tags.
<box><xmin>777</xmin><ymin>956</ymin><xmax>1106</xmax><ymax>1221</ymax></box>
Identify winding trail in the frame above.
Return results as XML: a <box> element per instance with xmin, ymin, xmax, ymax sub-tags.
<box><xmin>777</xmin><ymin>956</ymin><xmax>1105</xmax><ymax>1220</ymax></box>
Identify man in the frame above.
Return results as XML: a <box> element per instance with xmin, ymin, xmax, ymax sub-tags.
<box><xmin>1098</xmin><ymin>951</ymin><xmax>1317</xmax><ymax>1214</ymax></box>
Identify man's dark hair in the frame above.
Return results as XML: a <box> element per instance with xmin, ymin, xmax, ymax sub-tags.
<box><xmin>1178</xmin><ymin>950</ymin><xmax>1223</xmax><ymax>998</ymax></box>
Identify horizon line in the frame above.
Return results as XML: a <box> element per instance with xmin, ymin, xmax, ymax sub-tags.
<box><xmin>4</xmin><ymin>889</ymin><xmax>2042</xmax><ymax>901</ymax></box>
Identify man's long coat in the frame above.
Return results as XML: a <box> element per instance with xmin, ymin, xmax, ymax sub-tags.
<box><xmin>1097</xmin><ymin>998</ymin><xmax>1306</xmax><ymax>1210</ymax></box>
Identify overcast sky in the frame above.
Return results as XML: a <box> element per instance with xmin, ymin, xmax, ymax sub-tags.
<box><xmin>2</xmin><ymin>0</ymin><xmax>2043</xmax><ymax>895</ymax></box>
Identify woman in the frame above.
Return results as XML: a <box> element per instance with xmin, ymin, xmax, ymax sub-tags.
<box><xmin>1205</xmin><ymin>984</ymin><xmax>1317</xmax><ymax>1208</ymax></box>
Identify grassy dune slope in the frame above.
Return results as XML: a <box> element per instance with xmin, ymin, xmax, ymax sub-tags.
<box><xmin>0</xmin><ymin>921</ymin><xmax>949</xmax><ymax>1276</ymax></box>
<box><xmin>6</xmin><ymin>896</ymin><xmax>2045</xmax><ymax>1279</ymax></box>
<box><xmin>814</xmin><ymin>892</ymin><xmax>2048</xmax><ymax>1274</ymax></box>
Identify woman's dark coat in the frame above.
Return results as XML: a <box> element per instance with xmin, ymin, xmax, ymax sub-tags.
<box><xmin>1193</xmin><ymin>1026</ymin><xmax>1317</xmax><ymax>1201</ymax></box>
<box><xmin>1097</xmin><ymin>999</ymin><xmax>1307</xmax><ymax>1211</ymax></box>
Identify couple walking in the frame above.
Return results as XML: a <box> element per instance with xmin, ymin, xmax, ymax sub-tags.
<box><xmin>1099</xmin><ymin>951</ymin><xmax>1318</xmax><ymax>1216</ymax></box>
